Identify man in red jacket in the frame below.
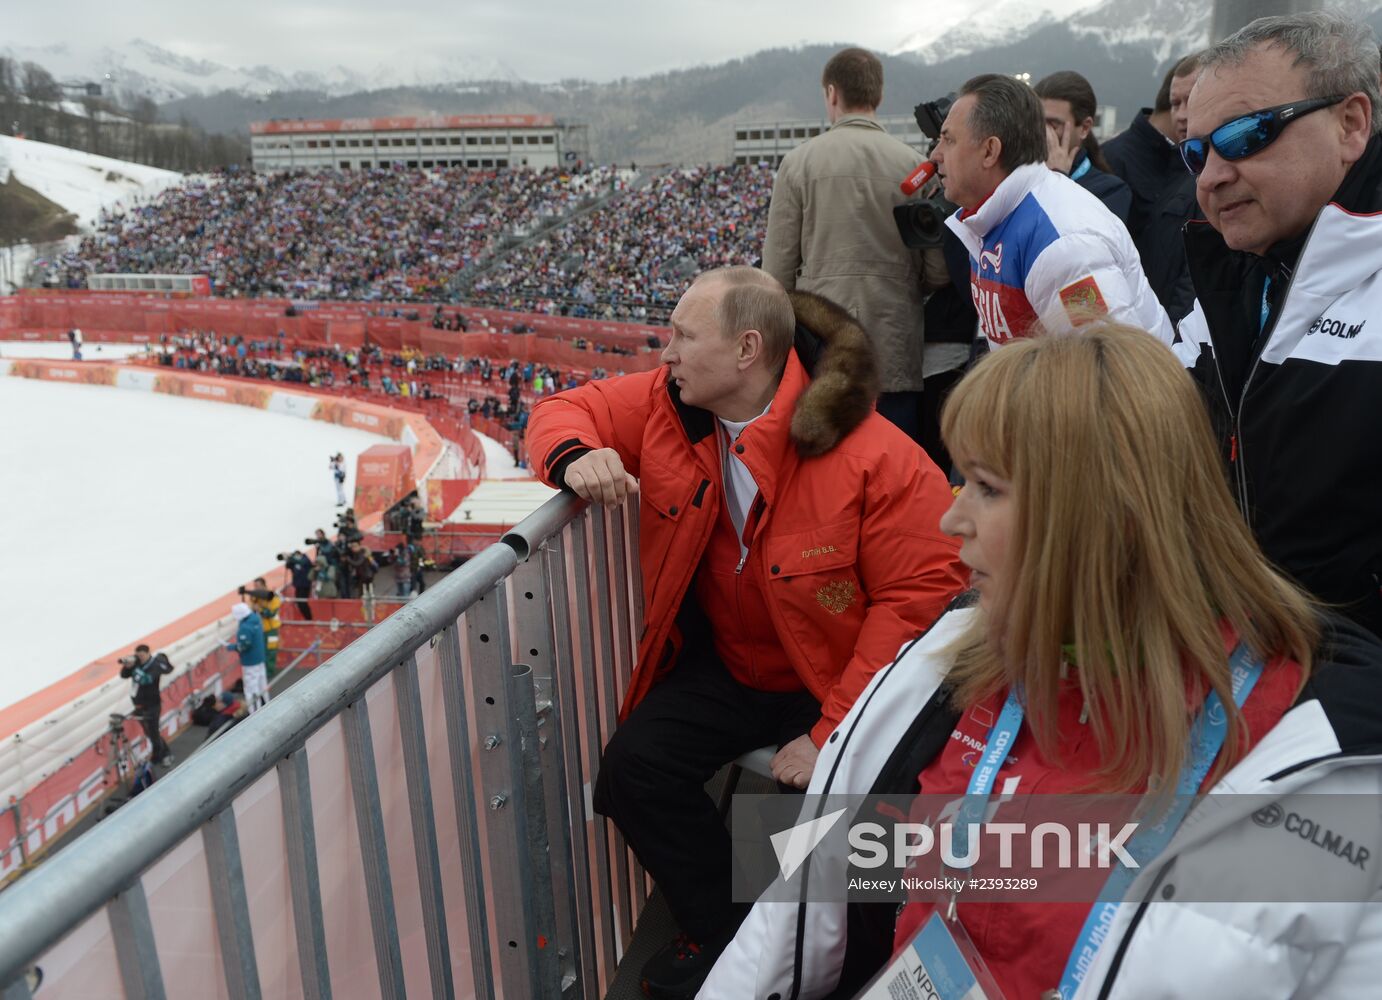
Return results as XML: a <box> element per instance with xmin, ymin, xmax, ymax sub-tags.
<box><xmin>528</xmin><ymin>267</ymin><xmax>964</xmax><ymax>998</ymax></box>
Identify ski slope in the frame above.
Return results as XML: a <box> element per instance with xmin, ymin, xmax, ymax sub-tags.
<box><xmin>0</xmin><ymin>341</ymin><xmax>149</xmax><ymax>360</ymax></box>
<box><xmin>473</xmin><ymin>428</ymin><xmax>535</xmax><ymax>480</ymax></box>
<box><xmin>0</xmin><ymin>134</ymin><xmax>183</xmax><ymax>229</ymax></box>
<box><xmin>0</xmin><ymin>376</ymin><xmax>386</xmax><ymax>711</ymax></box>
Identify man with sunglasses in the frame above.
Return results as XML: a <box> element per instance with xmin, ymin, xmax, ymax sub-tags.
<box><xmin>1175</xmin><ymin>11</ymin><xmax>1382</xmax><ymax>637</ymax></box>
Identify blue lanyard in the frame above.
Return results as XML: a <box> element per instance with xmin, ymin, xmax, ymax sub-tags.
<box><xmin>1259</xmin><ymin>275</ymin><xmax>1273</xmax><ymax>333</ymax></box>
<box><xmin>1056</xmin><ymin>644</ymin><xmax>1262</xmax><ymax>998</ymax></box>
<box><xmin>952</xmin><ymin>646</ymin><xmax>1262</xmax><ymax>997</ymax></box>
<box><xmin>1069</xmin><ymin>155</ymin><xmax>1092</xmax><ymax>182</ymax></box>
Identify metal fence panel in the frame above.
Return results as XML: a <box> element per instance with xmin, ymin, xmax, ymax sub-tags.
<box><xmin>231</xmin><ymin>769</ymin><xmax>307</xmax><ymax>1000</ymax></box>
<box><xmin>0</xmin><ymin>498</ymin><xmax>655</xmax><ymax>1000</ymax></box>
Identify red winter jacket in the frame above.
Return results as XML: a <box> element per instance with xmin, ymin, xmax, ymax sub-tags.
<box><xmin>528</xmin><ymin>292</ymin><xmax>966</xmax><ymax>745</ymax></box>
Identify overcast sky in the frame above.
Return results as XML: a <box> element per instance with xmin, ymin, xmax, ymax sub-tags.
<box><xmin>5</xmin><ymin>0</ymin><xmax>1094</xmax><ymax>81</ymax></box>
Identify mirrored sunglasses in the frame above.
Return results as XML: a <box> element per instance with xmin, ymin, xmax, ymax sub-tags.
<box><xmin>1179</xmin><ymin>95</ymin><xmax>1345</xmax><ymax>174</ymax></box>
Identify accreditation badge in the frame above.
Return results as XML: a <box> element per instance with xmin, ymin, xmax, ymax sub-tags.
<box><xmin>853</xmin><ymin>912</ymin><xmax>1007</xmax><ymax>1000</ymax></box>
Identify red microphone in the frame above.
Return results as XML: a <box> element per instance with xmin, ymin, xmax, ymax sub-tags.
<box><xmin>900</xmin><ymin>161</ymin><xmax>937</xmax><ymax>197</ymax></box>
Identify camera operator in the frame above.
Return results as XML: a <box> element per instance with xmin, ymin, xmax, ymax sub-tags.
<box><xmin>227</xmin><ymin>602</ymin><xmax>269</xmax><ymax>713</ymax></box>
<box><xmin>307</xmin><ymin>527</ymin><xmax>339</xmax><ymax>568</ymax></box>
<box><xmin>762</xmin><ymin>46</ymin><xmax>948</xmax><ymax>443</ymax></box>
<box><xmin>118</xmin><ymin>645</ymin><xmax>174</xmax><ymax>766</ymax></box>
<box><xmin>403</xmin><ymin>496</ymin><xmax>425</xmax><ymax>542</ymax></box>
<box><xmin>389</xmin><ymin>541</ymin><xmax>415</xmax><ymax>599</ymax></box>
<box><xmin>279</xmin><ymin>549</ymin><xmax>314</xmax><ymax>620</ymax></box>
<box><xmin>330</xmin><ymin>452</ymin><xmax>347</xmax><ymax>506</ymax></box>
<box><xmin>343</xmin><ymin>540</ymin><xmax>379</xmax><ymax>621</ymax></box>
<box><xmin>240</xmin><ymin>578</ymin><xmax>282</xmax><ymax>678</ymax></box>
<box><xmin>335</xmin><ymin>507</ymin><xmax>363</xmax><ymax>545</ymax></box>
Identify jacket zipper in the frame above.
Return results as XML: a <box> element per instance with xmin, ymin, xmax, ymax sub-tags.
<box><xmin>1092</xmin><ymin>746</ymin><xmax>1382</xmax><ymax>997</ymax></box>
<box><xmin>1209</xmin><ymin>218</ymin><xmax>1316</xmax><ymax>521</ymax></box>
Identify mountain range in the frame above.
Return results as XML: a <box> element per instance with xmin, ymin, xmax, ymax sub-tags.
<box><xmin>9</xmin><ymin>0</ymin><xmax>1382</xmax><ymax>165</ymax></box>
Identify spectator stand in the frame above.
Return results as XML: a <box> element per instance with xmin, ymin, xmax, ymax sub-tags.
<box><xmin>31</xmin><ymin>161</ymin><xmax>770</xmax><ymax>323</ymax></box>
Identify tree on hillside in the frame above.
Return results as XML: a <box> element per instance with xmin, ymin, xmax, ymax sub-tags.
<box><xmin>22</xmin><ymin>63</ymin><xmax>61</xmax><ymax>103</ymax></box>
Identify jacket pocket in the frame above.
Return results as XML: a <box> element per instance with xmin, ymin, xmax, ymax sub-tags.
<box><xmin>765</xmin><ymin>520</ymin><xmax>859</xmax><ymax>578</ymax></box>
<box><xmin>638</xmin><ymin>463</ymin><xmax>700</xmax><ymax>522</ymax></box>
<box><xmin>765</xmin><ymin>521</ymin><xmax>865</xmax><ymax>625</ymax></box>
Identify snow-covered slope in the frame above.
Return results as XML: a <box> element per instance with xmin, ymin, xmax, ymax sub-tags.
<box><xmin>894</xmin><ymin>0</ymin><xmax>1105</xmax><ymax>63</ymax></box>
<box><xmin>897</xmin><ymin>0</ymin><xmax>1381</xmax><ymax>68</ymax></box>
<box><xmin>0</xmin><ymin>134</ymin><xmax>182</xmax><ymax>229</ymax></box>
<box><xmin>2</xmin><ymin>38</ymin><xmax>520</xmax><ymax>104</ymax></box>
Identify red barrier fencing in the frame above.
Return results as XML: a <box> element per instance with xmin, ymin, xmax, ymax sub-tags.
<box><xmin>0</xmin><ymin>647</ymin><xmax>243</xmax><ymax>885</ymax></box>
<box><xmin>0</xmin><ymin>291</ymin><xmax>667</xmax><ymax>366</ymax></box>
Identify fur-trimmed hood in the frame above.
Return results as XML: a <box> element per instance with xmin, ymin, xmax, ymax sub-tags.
<box><xmin>786</xmin><ymin>290</ymin><xmax>879</xmax><ymax>457</ymax></box>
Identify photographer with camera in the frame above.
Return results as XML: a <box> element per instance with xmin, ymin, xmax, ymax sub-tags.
<box><xmin>308</xmin><ymin>527</ymin><xmax>339</xmax><ymax>568</ymax></box>
<box><xmin>329</xmin><ymin>452</ymin><xmax>347</xmax><ymax>506</ymax></box>
<box><xmin>118</xmin><ymin>644</ymin><xmax>174</xmax><ymax>766</ymax></box>
<box><xmin>335</xmin><ymin>507</ymin><xmax>363</xmax><ymax>545</ymax></box>
<box><xmin>762</xmin><ymin>47</ymin><xmax>948</xmax><ymax>443</ymax></box>
<box><xmin>279</xmin><ymin>549</ymin><xmax>314</xmax><ymax>620</ymax></box>
<box><xmin>389</xmin><ymin>540</ymin><xmax>415</xmax><ymax>599</ymax></box>
<box><xmin>227</xmin><ymin>602</ymin><xmax>269</xmax><ymax>713</ymax></box>
<box><xmin>931</xmin><ymin>74</ymin><xmax>1172</xmax><ymax>347</ymax></box>
<box><xmin>240</xmin><ymin>578</ymin><xmax>282</xmax><ymax>678</ymax></box>
<box><xmin>343</xmin><ymin>540</ymin><xmax>379</xmax><ymax>621</ymax></box>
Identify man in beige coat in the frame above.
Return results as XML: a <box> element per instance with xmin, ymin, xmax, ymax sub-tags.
<box><xmin>762</xmin><ymin>47</ymin><xmax>943</xmax><ymax>441</ymax></box>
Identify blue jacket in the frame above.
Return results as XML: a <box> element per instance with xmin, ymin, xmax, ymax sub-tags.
<box><xmin>234</xmin><ymin>614</ymin><xmax>267</xmax><ymax>666</ymax></box>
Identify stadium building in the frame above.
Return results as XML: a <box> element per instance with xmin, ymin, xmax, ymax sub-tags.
<box><xmin>249</xmin><ymin>114</ymin><xmax>590</xmax><ymax>172</ymax></box>
<box><xmin>732</xmin><ymin>106</ymin><xmax>1118</xmax><ymax>166</ymax></box>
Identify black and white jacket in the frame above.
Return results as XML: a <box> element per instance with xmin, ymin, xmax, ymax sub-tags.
<box><xmin>701</xmin><ymin>606</ymin><xmax>1382</xmax><ymax>1000</ymax></box>
<box><xmin>1175</xmin><ymin>136</ymin><xmax>1382</xmax><ymax>637</ymax></box>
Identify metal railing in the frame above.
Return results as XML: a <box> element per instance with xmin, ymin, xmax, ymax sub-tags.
<box><xmin>0</xmin><ymin>492</ymin><xmax>648</xmax><ymax>999</ymax></box>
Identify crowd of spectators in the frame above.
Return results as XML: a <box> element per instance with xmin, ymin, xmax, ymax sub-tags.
<box><xmin>47</xmin><ymin>164</ymin><xmax>626</xmax><ymax>301</ymax></box>
<box><xmin>41</xmin><ymin>161</ymin><xmax>769</xmax><ymax>324</ymax></box>
<box><xmin>146</xmin><ymin>328</ymin><xmax>620</xmax><ymax>443</ymax></box>
<box><xmin>468</xmin><ymin>164</ymin><xmax>773</xmax><ymax>321</ymax></box>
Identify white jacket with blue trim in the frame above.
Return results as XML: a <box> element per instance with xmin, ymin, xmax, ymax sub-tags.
<box><xmin>700</xmin><ymin>606</ymin><xmax>1382</xmax><ymax>1000</ymax></box>
<box><xmin>945</xmin><ymin>163</ymin><xmax>1174</xmax><ymax>349</ymax></box>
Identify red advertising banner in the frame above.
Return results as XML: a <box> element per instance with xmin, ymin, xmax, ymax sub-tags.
<box><xmin>0</xmin><ymin>647</ymin><xmax>243</xmax><ymax>886</ymax></box>
<box><xmin>355</xmin><ymin>444</ymin><xmax>415</xmax><ymax>517</ymax></box>
<box><xmin>2</xmin><ymin>291</ymin><xmax>668</xmax><ymax>360</ymax></box>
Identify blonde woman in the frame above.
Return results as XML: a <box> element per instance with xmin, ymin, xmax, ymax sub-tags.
<box><xmin>703</xmin><ymin>325</ymin><xmax>1382</xmax><ymax>999</ymax></box>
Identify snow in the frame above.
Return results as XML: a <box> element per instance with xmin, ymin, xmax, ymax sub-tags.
<box><xmin>0</xmin><ymin>376</ymin><xmax>387</xmax><ymax>711</ymax></box>
<box><xmin>447</xmin><ymin>481</ymin><xmax>559</xmax><ymax>527</ymax></box>
<box><xmin>0</xmin><ymin>341</ymin><xmax>149</xmax><ymax>360</ymax></box>
<box><xmin>1</xmin><ymin>39</ymin><xmax>519</xmax><ymax>105</ymax></box>
<box><xmin>893</xmin><ymin>0</ymin><xmax>1104</xmax><ymax>61</ymax></box>
<box><xmin>0</xmin><ymin>244</ymin><xmax>35</xmax><ymax>296</ymax></box>
<box><xmin>0</xmin><ymin>134</ymin><xmax>182</xmax><ymax>230</ymax></box>
<box><xmin>473</xmin><ymin>428</ymin><xmax>535</xmax><ymax>480</ymax></box>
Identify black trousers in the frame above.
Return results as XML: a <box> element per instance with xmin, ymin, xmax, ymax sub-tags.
<box><xmin>293</xmin><ymin>584</ymin><xmax>313</xmax><ymax>621</ymax></box>
<box><xmin>593</xmin><ymin>645</ymin><xmax>821</xmax><ymax>943</ymax></box>
<box><xmin>136</xmin><ymin>702</ymin><xmax>171</xmax><ymax>763</ymax></box>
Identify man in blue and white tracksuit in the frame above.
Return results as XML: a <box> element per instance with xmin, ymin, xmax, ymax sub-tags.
<box><xmin>229</xmin><ymin>602</ymin><xmax>270</xmax><ymax>714</ymax></box>
<box><xmin>931</xmin><ymin>73</ymin><xmax>1172</xmax><ymax>349</ymax></box>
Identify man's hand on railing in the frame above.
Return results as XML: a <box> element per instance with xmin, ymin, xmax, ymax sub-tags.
<box><xmin>563</xmin><ymin>448</ymin><xmax>640</xmax><ymax>506</ymax></box>
<box><xmin>769</xmin><ymin>734</ymin><xmax>819</xmax><ymax>790</ymax></box>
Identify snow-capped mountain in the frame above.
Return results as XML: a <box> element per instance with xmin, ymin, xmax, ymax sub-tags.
<box><xmin>893</xmin><ymin>0</ymin><xmax>1107</xmax><ymax>63</ymax></box>
<box><xmin>1</xmin><ymin>39</ymin><xmax>520</xmax><ymax>104</ymax></box>
<box><xmin>1067</xmin><ymin>0</ymin><xmax>1211</xmax><ymax>65</ymax></box>
<box><xmin>896</xmin><ymin>0</ymin><xmax>1382</xmax><ymax>68</ymax></box>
